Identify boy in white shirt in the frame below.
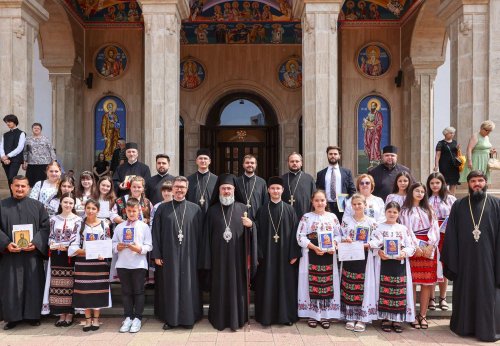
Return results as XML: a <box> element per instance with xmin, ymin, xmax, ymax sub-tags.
<box><xmin>113</xmin><ymin>198</ymin><xmax>153</xmax><ymax>333</ymax></box>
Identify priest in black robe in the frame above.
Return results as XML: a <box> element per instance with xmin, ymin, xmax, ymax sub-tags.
<box><xmin>442</xmin><ymin>170</ymin><xmax>500</xmax><ymax>342</ymax></box>
<box><xmin>113</xmin><ymin>142</ymin><xmax>151</xmax><ymax>197</ymax></box>
<box><xmin>281</xmin><ymin>152</ymin><xmax>315</xmax><ymax>219</ymax></box>
<box><xmin>146</xmin><ymin>154</ymin><xmax>175</xmax><ymax>205</ymax></box>
<box><xmin>235</xmin><ymin>154</ymin><xmax>268</xmax><ymax>220</ymax></box>
<box><xmin>187</xmin><ymin>149</ymin><xmax>217</xmax><ymax>215</ymax></box>
<box><xmin>152</xmin><ymin>176</ymin><xmax>203</xmax><ymax>330</ymax></box>
<box><xmin>254</xmin><ymin>176</ymin><xmax>301</xmax><ymax>326</ymax></box>
<box><xmin>0</xmin><ymin>175</ymin><xmax>49</xmax><ymax>329</ymax></box>
<box><xmin>201</xmin><ymin>174</ymin><xmax>257</xmax><ymax>331</ymax></box>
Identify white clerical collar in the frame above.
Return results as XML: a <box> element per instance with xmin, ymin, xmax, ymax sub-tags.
<box><xmin>198</xmin><ymin>169</ymin><xmax>209</xmax><ymax>174</ymax></box>
<box><xmin>158</xmin><ymin>172</ymin><xmax>169</xmax><ymax>177</ymax></box>
<box><xmin>270</xmin><ymin>199</ymin><xmax>281</xmax><ymax>204</ymax></box>
<box><xmin>244</xmin><ymin>173</ymin><xmax>255</xmax><ymax>178</ymax></box>
<box><xmin>128</xmin><ymin>159</ymin><xmax>138</xmax><ymax>165</ymax></box>
<box><xmin>289</xmin><ymin>170</ymin><xmax>301</xmax><ymax>175</ymax></box>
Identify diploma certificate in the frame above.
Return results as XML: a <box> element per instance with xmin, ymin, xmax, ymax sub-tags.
<box><xmin>85</xmin><ymin>239</ymin><xmax>112</xmax><ymax>260</ymax></box>
<box><xmin>337</xmin><ymin>242</ymin><xmax>365</xmax><ymax>261</ymax></box>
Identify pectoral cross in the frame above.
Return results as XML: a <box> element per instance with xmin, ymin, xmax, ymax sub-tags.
<box><xmin>178</xmin><ymin>232</ymin><xmax>184</xmax><ymax>243</ymax></box>
<box><xmin>289</xmin><ymin>195</ymin><xmax>295</xmax><ymax>206</ymax></box>
<box><xmin>472</xmin><ymin>226</ymin><xmax>481</xmax><ymax>242</ymax></box>
<box><xmin>246</xmin><ymin>203</ymin><xmax>251</xmax><ymax>209</ymax></box>
<box><xmin>199</xmin><ymin>196</ymin><xmax>205</xmax><ymax>206</ymax></box>
<box><xmin>273</xmin><ymin>234</ymin><xmax>280</xmax><ymax>243</ymax></box>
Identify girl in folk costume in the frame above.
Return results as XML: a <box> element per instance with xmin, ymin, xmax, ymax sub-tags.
<box><xmin>94</xmin><ymin>176</ymin><xmax>116</xmax><ymax>225</ymax></box>
<box><xmin>368</xmin><ymin>202</ymin><xmax>416</xmax><ymax>333</ymax></box>
<box><xmin>42</xmin><ymin>193</ymin><xmax>82</xmax><ymax>326</ymax></box>
<box><xmin>399</xmin><ymin>183</ymin><xmax>440</xmax><ymax>329</ymax></box>
<box><xmin>297</xmin><ymin>190</ymin><xmax>341</xmax><ymax>329</ymax></box>
<box><xmin>68</xmin><ymin>199</ymin><xmax>111</xmax><ymax>332</ymax></box>
<box><xmin>344</xmin><ymin>174</ymin><xmax>385</xmax><ymax>223</ymax></box>
<box><xmin>29</xmin><ymin>160</ymin><xmax>62</xmax><ymax>211</ymax></box>
<box><xmin>426</xmin><ymin>172</ymin><xmax>456</xmax><ymax>312</ymax></box>
<box><xmin>385</xmin><ymin>171</ymin><xmax>412</xmax><ymax>207</ymax></box>
<box><xmin>47</xmin><ymin>175</ymin><xmax>80</xmax><ymax>217</ymax></box>
<box><xmin>339</xmin><ymin>194</ymin><xmax>378</xmax><ymax>332</ymax></box>
<box><xmin>75</xmin><ymin>171</ymin><xmax>97</xmax><ymax>217</ymax></box>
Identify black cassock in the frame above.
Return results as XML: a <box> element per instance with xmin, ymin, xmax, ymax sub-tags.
<box><xmin>112</xmin><ymin>160</ymin><xmax>151</xmax><ymax>197</ymax></box>
<box><xmin>442</xmin><ymin>195</ymin><xmax>500</xmax><ymax>342</ymax></box>
<box><xmin>146</xmin><ymin>173</ymin><xmax>175</xmax><ymax>205</ymax></box>
<box><xmin>235</xmin><ymin>174</ymin><xmax>268</xmax><ymax>220</ymax></box>
<box><xmin>202</xmin><ymin>201</ymin><xmax>257</xmax><ymax>330</ymax></box>
<box><xmin>281</xmin><ymin>171</ymin><xmax>315</xmax><ymax>219</ymax></box>
<box><xmin>187</xmin><ymin>171</ymin><xmax>218</xmax><ymax>215</ymax></box>
<box><xmin>254</xmin><ymin>201</ymin><xmax>301</xmax><ymax>325</ymax></box>
<box><xmin>152</xmin><ymin>199</ymin><xmax>203</xmax><ymax>327</ymax></box>
<box><xmin>0</xmin><ymin>197</ymin><xmax>49</xmax><ymax>322</ymax></box>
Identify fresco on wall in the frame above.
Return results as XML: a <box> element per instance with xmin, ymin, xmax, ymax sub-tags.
<box><xmin>180</xmin><ymin>59</ymin><xmax>206</xmax><ymax>90</ymax></box>
<box><xmin>356</xmin><ymin>43</ymin><xmax>391</xmax><ymax>78</ymax></box>
<box><xmin>188</xmin><ymin>0</ymin><xmax>294</xmax><ymax>21</ymax></box>
<box><xmin>357</xmin><ymin>95</ymin><xmax>391</xmax><ymax>174</ymax></box>
<box><xmin>64</xmin><ymin>0</ymin><xmax>142</xmax><ymax>26</ymax></box>
<box><xmin>181</xmin><ymin>22</ymin><xmax>301</xmax><ymax>44</ymax></box>
<box><xmin>278</xmin><ymin>57</ymin><xmax>302</xmax><ymax>89</ymax></box>
<box><xmin>339</xmin><ymin>0</ymin><xmax>421</xmax><ymax>21</ymax></box>
<box><xmin>95</xmin><ymin>96</ymin><xmax>126</xmax><ymax>160</ymax></box>
<box><xmin>95</xmin><ymin>44</ymin><xmax>128</xmax><ymax>79</ymax></box>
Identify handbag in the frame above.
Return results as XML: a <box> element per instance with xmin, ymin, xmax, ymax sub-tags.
<box><xmin>456</xmin><ymin>147</ymin><xmax>466</xmax><ymax>173</ymax></box>
<box><xmin>488</xmin><ymin>153</ymin><xmax>500</xmax><ymax>171</ymax></box>
<box><xmin>445</xmin><ymin>143</ymin><xmax>463</xmax><ymax>169</ymax></box>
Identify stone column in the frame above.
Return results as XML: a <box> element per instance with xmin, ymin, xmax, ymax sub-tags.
<box><xmin>438</xmin><ymin>0</ymin><xmax>489</xmax><ymax>148</ymax></box>
<box><xmin>0</xmin><ymin>0</ymin><xmax>48</xmax><ymax>128</ymax></box>
<box><xmin>49</xmin><ymin>71</ymin><xmax>83</xmax><ymax>172</ymax></box>
<box><xmin>488</xmin><ymin>0</ymin><xmax>500</xmax><ymax>147</ymax></box>
<box><xmin>296</xmin><ymin>0</ymin><xmax>342</xmax><ymax>175</ymax></box>
<box><xmin>402</xmin><ymin>59</ymin><xmax>439</xmax><ymax>182</ymax></box>
<box><xmin>140</xmin><ymin>0</ymin><xmax>189</xmax><ymax>176</ymax></box>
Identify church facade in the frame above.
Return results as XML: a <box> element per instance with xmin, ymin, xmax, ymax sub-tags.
<box><xmin>0</xmin><ymin>0</ymin><xmax>499</xmax><ymax>183</ymax></box>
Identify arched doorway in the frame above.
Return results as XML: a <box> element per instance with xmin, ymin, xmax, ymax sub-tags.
<box><xmin>201</xmin><ymin>93</ymin><xmax>279</xmax><ymax>179</ymax></box>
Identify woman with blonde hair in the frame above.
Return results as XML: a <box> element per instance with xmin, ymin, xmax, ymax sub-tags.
<box><xmin>29</xmin><ymin>160</ymin><xmax>62</xmax><ymax>210</ymax></box>
<box><xmin>460</xmin><ymin>120</ymin><xmax>496</xmax><ymax>182</ymax></box>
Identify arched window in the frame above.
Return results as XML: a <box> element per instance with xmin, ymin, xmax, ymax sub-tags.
<box><xmin>219</xmin><ymin>99</ymin><xmax>266</xmax><ymax>126</ymax></box>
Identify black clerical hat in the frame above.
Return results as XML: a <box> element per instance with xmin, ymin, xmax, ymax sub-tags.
<box><xmin>268</xmin><ymin>176</ymin><xmax>283</xmax><ymax>187</ymax></box>
<box><xmin>125</xmin><ymin>142</ymin><xmax>138</xmax><ymax>150</ymax></box>
<box><xmin>382</xmin><ymin>145</ymin><xmax>398</xmax><ymax>154</ymax></box>
<box><xmin>218</xmin><ymin>173</ymin><xmax>236</xmax><ymax>186</ymax></box>
<box><xmin>196</xmin><ymin>148</ymin><xmax>211</xmax><ymax>158</ymax></box>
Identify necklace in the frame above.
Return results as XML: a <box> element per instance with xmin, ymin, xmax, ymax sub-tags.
<box><xmin>196</xmin><ymin>172</ymin><xmax>211</xmax><ymax>206</ymax></box>
<box><xmin>268</xmin><ymin>201</ymin><xmax>284</xmax><ymax>243</ymax></box>
<box><xmin>241</xmin><ymin>175</ymin><xmax>257</xmax><ymax>209</ymax></box>
<box><xmin>287</xmin><ymin>171</ymin><xmax>303</xmax><ymax>206</ymax></box>
<box><xmin>221</xmin><ymin>203</ymin><xmax>234</xmax><ymax>243</ymax></box>
<box><xmin>468</xmin><ymin>194</ymin><xmax>488</xmax><ymax>242</ymax></box>
<box><xmin>172</xmin><ymin>200</ymin><xmax>187</xmax><ymax>244</ymax></box>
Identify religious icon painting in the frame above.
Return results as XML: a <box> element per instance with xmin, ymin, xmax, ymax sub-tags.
<box><xmin>318</xmin><ymin>231</ymin><xmax>335</xmax><ymax>251</ymax></box>
<box><xmin>355</xmin><ymin>226</ymin><xmax>369</xmax><ymax>243</ymax></box>
<box><xmin>94</xmin><ymin>44</ymin><xmax>129</xmax><ymax>80</ymax></box>
<box><xmin>94</xmin><ymin>95</ymin><xmax>127</xmax><ymax>161</ymax></box>
<box><xmin>356</xmin><ymin>42</ymin><xmax>391</xmax><ymax>79</ymax></box>
<box><xmin>180</xmin><ymin>58</ymin><xmax>206</xmax><ymax>90</ymax></box>
<box><xmin>384</xmin><ymin>237</ymin><xmax>400</xmax><ymax>258</ymax></box>
<box><xmin>278</xmin><ymin>56</ymin><xmax>302</xmax><ymax>90</ymax></box>
<box><xmin>357</xmin><ymin>94</ymin><xmax>391</xmax><ymax>174</ymax></box>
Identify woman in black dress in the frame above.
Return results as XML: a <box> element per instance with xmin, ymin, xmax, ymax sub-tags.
<box><xmin>93</xmin><ymin>152</ymin><xmax>110</xmax><ymax>181</ymax></box>
<box><xmin>434</xmin><ymin>127</ymin><xmax>459</xmax><ymax>195</ymax></box>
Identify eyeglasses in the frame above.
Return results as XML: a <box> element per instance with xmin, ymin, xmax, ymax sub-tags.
<box><xmin>173</xmin><ymin>185</ymin><xmax>187</xmax><ymax>189</ymax></box>
<box><xmin>359</xmin><ymin>181</ymin><xmax>371</xmax><ymax>186</ymax></box>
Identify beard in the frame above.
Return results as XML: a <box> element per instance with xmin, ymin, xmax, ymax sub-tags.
<box><xmin>328</xmin><ymin>158</ymin><xmax>339</xmax><ymax>165</ymax></box>
<box><xmin>469</xmin><ymin>185</ymin><xmax>488</xmax><ymax>201</ymax></box>
<box><xmin>220</xmin><ymin>194</ymin><xmax>235</xmax><ymax>206</ymax></box>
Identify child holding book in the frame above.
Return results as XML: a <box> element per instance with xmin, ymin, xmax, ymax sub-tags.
<box><xmin>112</xmin><ymin>197</ymin><xmax>153</xmax><ymax>333</ymax></box>
<box><xmin>368</xmin><ymin>202</ymin><xmax>416</xmax><ymax>333</ymax></box>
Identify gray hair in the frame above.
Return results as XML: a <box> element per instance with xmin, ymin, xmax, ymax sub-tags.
<box><xmin>442</xmin><ymin>126</ymin><xmax>456</xmax><ymax>136</ymax></box>
<box><xmin>481</xmin><ymin>120</ymin><xmax>496</xmax><ymax>131</ymax></box>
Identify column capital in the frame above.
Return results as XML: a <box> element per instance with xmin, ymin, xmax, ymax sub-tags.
<box><xmin>438</xmin><ymin>0</ymin><xmax>489</xmax><ymax>25</ymax></box>
<box><xmin>293</xmin><ymin>0</ymin><xmax>342</xmax><ymax>19</ymax></box>
<box><xmin>138</xmin><ymin>0</ymin><xmax>189</xmax><ymax>19</ymax></box>
<box><xmin>0</xmin><ymin>0</ymin><xmax>49</xmax><ymax>24</ymax></box>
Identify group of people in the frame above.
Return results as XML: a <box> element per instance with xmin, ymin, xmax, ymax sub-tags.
<box><xmin>0</xmin><ymin>114</ymin><xmax>499</xmax><ymax>342</ymax></box>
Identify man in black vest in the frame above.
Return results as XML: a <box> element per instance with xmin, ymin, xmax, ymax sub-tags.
<box><xmin>316</xmin><ymin>146</ymin><xmax>356</xmax><ymax>221</ymax></box>
<box><xmin>1</xmin><ymin>115</ymin><xmax>26</xmax><ymax>187</ymax></box>
<box><xmin>146</xmin><ymin>154</ymin><xmax>175</xmax><ymax>205</ymax></box>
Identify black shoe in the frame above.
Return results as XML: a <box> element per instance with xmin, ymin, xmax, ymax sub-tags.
<box><xmin>83</xmin><ymin>318</ymin><xmax>92</xmax><ymax>332</ymax></box>
<box><xmin>283</xmin><ymin>322</ymin><xmax>294</xmax><ymax>326</ymax></box>
<box><xmin>90</xmin><ymin>324</ymin><xmax>100</xmax><ymax>331</ymax></box>
<box><xmin>63</xmin><ymin>319</ymin><xmax>73</xmax><ymax>327</ymax></box>
<box><xmin>27</xmin><ymin>320</ymin><xmax>40</xmax><ymax>327</ymax></box>
<box><xmin>163</xmin><ymin>323</ymin><xmax>174</xmax><ymax>330</ymax></box>
<box><xmin>182</xmin><ymin>325</ymin><xmax>193</xmax><ymax>329</ymax></box>
<box><xmin>3</xmin><ymin>322</ymin><xmax>18</xmax><ymax>330</ymax></box>
<box><xmin>55</xmin><ymin>320</ymin><xmax>65</xmax><ymax>327</ymax></box>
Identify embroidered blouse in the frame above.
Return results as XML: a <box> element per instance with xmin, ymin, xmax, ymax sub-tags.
<box><xmin>297</xmin><ymin>212</ymin><xmax>341</xmax><ymax>248</ymax></box>
<box><xmin>385</xmin><ymin>194</ymin><xmax>406</xmax><ymax>207</ymax></box>
<box><xmin>399</xmin><ymin>206</ymin><xmax>440</xmax><ymax>247</ymax></box>
<box><xmin>368</xmin><ymin>222</ymin><xmax>415</xmax><ymax>257</ymax></box>
<box><xmin>340</xmin><ymin>215</ymin><xmax>377</xmax><ymax>242</ymax></box>
<box><xmin>428</xmin><ymin>195</ymin><xmax>457</xmax><ymax>220</ymax></box>
<box><xmin>68</xmin><ymin>219</ymin><xmax>111</xmax><ymax>256</ymax></box>
<box><xmin>29</xmin><ymin>180</ymin><xmax>58</xmax><ymax>207</ymax></box>
<box><xmin>48</xmin><ymin>214</ymin><xmax>82</xmax><ymax>246</ymax></box>
<box><xmin>344</xmin><ymin>195</ymin><xmax>386</xmax><ymax>223</ymax></box>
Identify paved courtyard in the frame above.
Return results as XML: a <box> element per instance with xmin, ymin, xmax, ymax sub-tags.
<box><xmin>0</xmin><ymin>317</ymin><xmax>496</xmax><ymax>346</ymax></box>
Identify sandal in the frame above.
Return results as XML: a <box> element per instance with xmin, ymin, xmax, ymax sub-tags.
<box><xmin>428</xmin><ymin>297</ymin><xmax>436</xmax><ymax>311</ymax></box>
<box><xmin>55</xmin><ymin>319</ymin><xmax>66</xmax><ymax>327</ymax></box>
<box><xmin>418</xmin><ymin>314</ymin><xmax>428</xmax><ymax>330</ymax></box>
<box><xmin>345</xmin><ymin>321</ymin><xmax>355</xmax><ymax>330</ymax></box>
<box><xmin>307</xmin><ymin>319</ymin><xmax>318</xmax><ymax>328</ymax></box>
<box><xmin>439</xmin><ymin>297</ymin><xmax>449</xmax><ymax>311</ymax></box>
<box><xmin>381</xmin><ymin>320</ymin><xmax>392</xmax><ymax>333</ymax></box>
<box><xmin>83</xmin><ymin>318</ymin><xmax>92</xmax><ymax>332</ymax></box>
<box><xmin>320</xmin><ymin>319</ymin><xmax>330</xmax><ymax>329</ymax></box>
<box><xmin>91</xmin><ymin>317</ymin><xmax>100</xmax><ymax>331</ymax></box>
<box><xmin>392</xmin><ymin>322</ymin><xmax>403</xmax><ymax>333</ymax></box>
<box><xmin>410</xmin><ymin>319</ymin><xmax>421</xmax><ymax>329</ymax></box>
<box><xmin>354</xmin><ymin>322</ymin><xmax>365</xmax><ymax>332</ymax></box>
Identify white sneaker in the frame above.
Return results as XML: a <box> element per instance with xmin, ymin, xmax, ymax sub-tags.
<box><xmin>129</xmin><ymin>318</ymin><xmax>142</xmax><ymax>333</ymax></box>
<box><xmin>119</xmin><ymin>317</ymin><xmax>132</xmax><ymax>333</ymax></box>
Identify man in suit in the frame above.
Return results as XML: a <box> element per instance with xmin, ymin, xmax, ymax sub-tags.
<box><xmin>316</xmin><ymin>146</ymin><xmax>356</xmax><ymax>222</ymax></box>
